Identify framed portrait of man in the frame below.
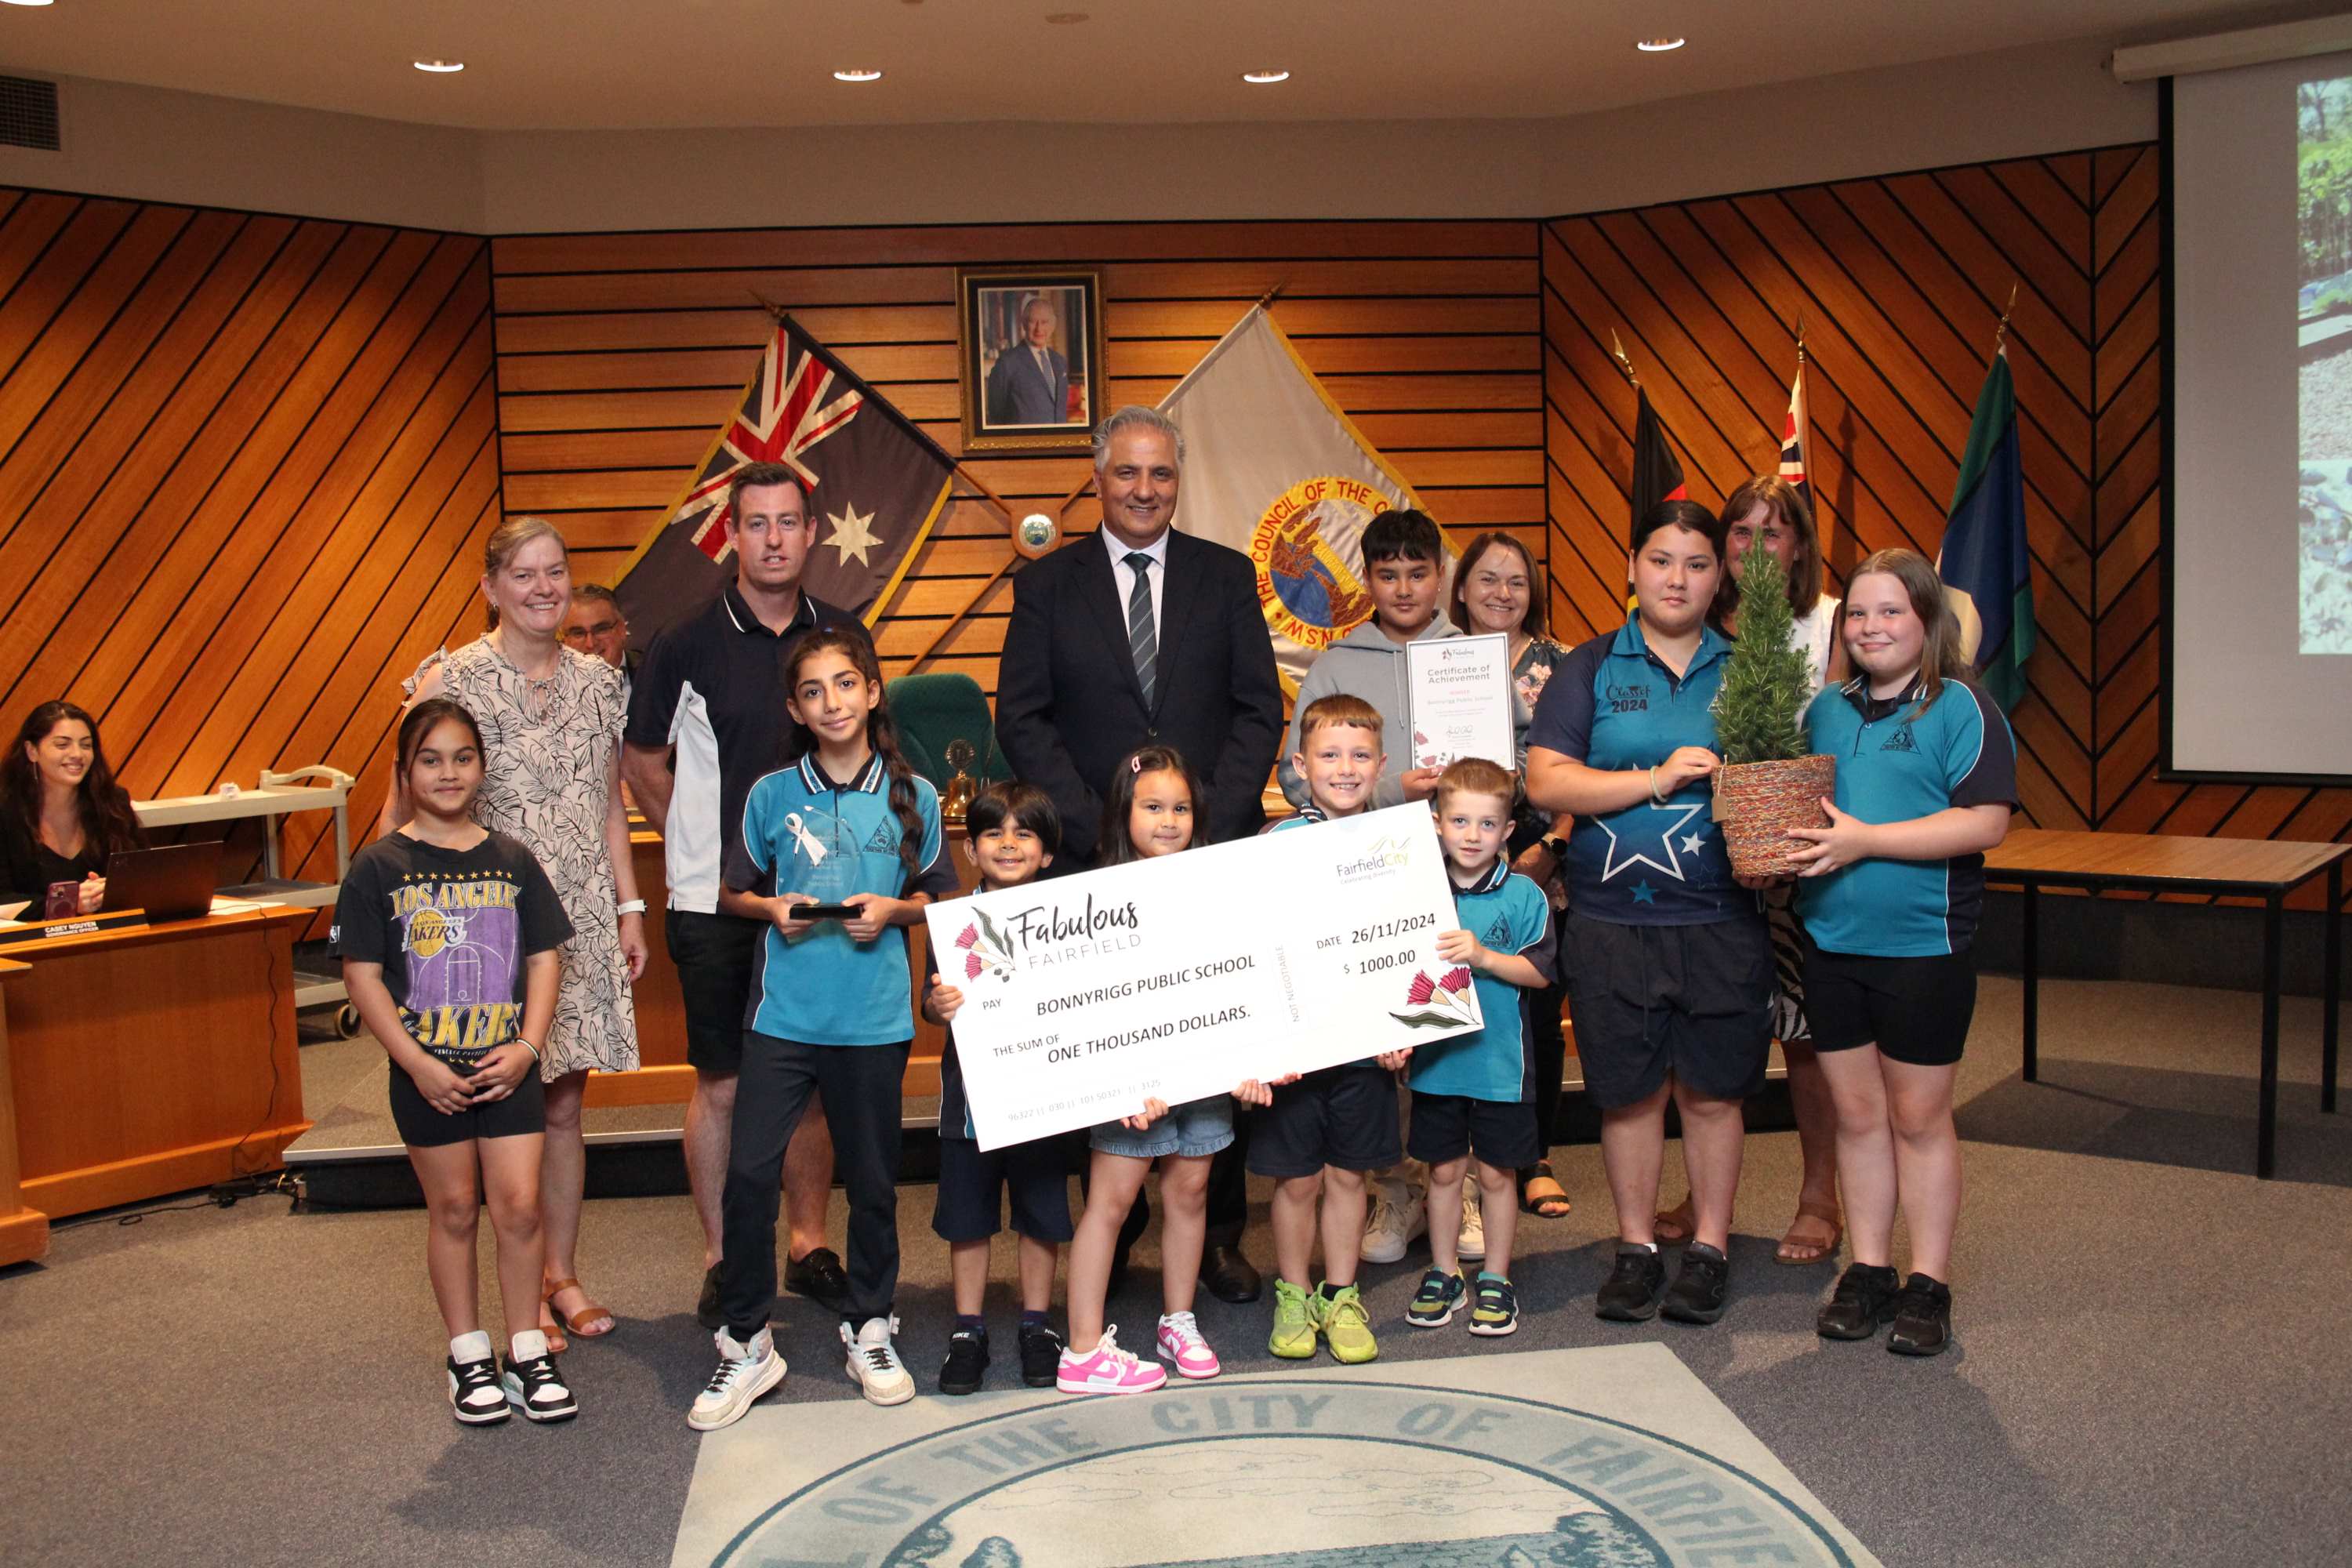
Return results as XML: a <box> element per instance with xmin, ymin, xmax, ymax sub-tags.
<box><xmin>957</xmin><ymin>267</ymin><xmax>1106</xmax><ymax>453</ymax></box>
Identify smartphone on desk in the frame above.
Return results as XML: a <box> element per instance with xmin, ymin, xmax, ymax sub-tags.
<box><xmin>45</xmin><ymin>881</ymin><xmax>80</xmax><ymax>919</ymax></box>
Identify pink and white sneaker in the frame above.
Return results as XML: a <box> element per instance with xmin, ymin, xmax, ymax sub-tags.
<box><xmin>1055</xmin><ymin>1325</ymin><xmax>1168</xmax><ymax>1395</ymax></box>
<box><xmin>1156</xmin><ymin>1311</ymin><xmax>1222</xmax><ymax>1379</ymax></box>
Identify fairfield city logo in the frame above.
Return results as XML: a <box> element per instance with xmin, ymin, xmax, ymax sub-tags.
<box><xmin>1334</xmin><ymin>833</ymin><xmax>1415</xmax><ymax>884</ymax></box>
<box><xmin>953</xmin><ymin>893</ymin><xmax>1142</xmax><ymax>982</ymax></box>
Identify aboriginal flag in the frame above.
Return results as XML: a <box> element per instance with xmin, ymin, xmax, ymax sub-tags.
<box><xmin>1629</xmin><ymin>387</ymin><xmax>1689</xmax><ymax>539</ymax></box>
<box><xmin>614</xmin><ymin>317</ymin><xmax>956</xmax><ymax>652</ymax></box>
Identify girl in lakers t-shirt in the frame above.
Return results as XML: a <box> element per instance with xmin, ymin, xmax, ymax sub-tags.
<box><xmin>335</xmin><ymin>698</ymin><xmax>576</xmax><ymax>1425</ymax></box>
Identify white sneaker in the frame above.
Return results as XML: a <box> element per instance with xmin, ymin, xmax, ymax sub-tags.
<box><xmin>503</xmin><ymin>1330</ymin><xmax>578</xmax><ymax>1423</ymax></box>
<box><xmin>689</xmin><ymin>1326</ymin><xmax>786</xmax><ymax>1432</ymax></box>
<box><xmin>842</xmin><ymin>1316</ymin><xmax>916</xmax><ymax>1406</ymax></box>
<box><xmin>447</xmin><ymin>1330</ymin><xmax>508</xmax><ymax>1425</ymax></box>
<box><xmin>1457</xmin><ymin>1194</ymin><xmax>1486</xmax><ymax>1262</ymax></box>
<box><xmin>1362</xmin><ymin>1181</ymin><xmax>1428</xmax><ymax>1265</ymax></box>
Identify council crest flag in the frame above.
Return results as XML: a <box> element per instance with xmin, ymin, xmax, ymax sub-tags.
<box><xmin>1936</xmin><ymin>347</ymin><xmax>2035</xmax><ymax>711</ymax></box>
<box><xmin>613</xmin><ymin>317</ymin><xmax>956</xmax><ymax>652</ymax></box>
<box><xmin>1157</xmin><ymin>306</ymin><xmax>1434</xmax><ymax>691</ymax></box>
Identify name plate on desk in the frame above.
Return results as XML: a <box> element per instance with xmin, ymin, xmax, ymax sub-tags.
<box><xmin>924</xmin><ymin>804</ymin><xmax>1479</xmax><ymax>1149</ymax></box>
<box><xmin>0</xmin><ymin>909</ymin><xmax>149</xmax><ymax>948</ymax></box>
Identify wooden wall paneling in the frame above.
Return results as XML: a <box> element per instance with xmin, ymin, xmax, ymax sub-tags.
<box><xmin>0</xmin><ymin>220</ymin><xmax>349</xmax><ymax>710</ymax></box>
<box><xmin>2</xmin><ymin>223</ymin><xmax>404</xmax><ymax>726</ymax></box>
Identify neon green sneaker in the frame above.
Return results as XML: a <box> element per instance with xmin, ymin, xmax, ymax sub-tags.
<box><xmin>1269</xmin><ymin>1278</ymin><xmax>1319</xmax><ymax>1359</ymax></box>
<box><xmin>1315</xmin><ymin>1283</ymin><xmax>1379</xmax><ymax>1364</ymax></box>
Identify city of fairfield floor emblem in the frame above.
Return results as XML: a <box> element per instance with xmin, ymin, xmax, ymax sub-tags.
<box><xmin>1248</xmin><ymin>476</ymin><xmax>1387</xmax><ymax>663</ymax></box>
<box><xmin>673</xmin><ymin>1347</ymin><xmax>1878</xmax><ymax>1568</ymax></box>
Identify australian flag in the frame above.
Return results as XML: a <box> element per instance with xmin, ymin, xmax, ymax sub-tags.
<box><xmin>1936</xmin><ymin>348</ymin><xmax>2035</xmax><ymax>711</ymax></box>
<box><xmin>615</xmin><ymin>317</ymin><xmax>956</xmax><ymax>652</ymax></box>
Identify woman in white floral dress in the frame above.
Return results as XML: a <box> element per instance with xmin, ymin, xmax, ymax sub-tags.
<box><xmin>387</xmin><ymin>517</ymin><xmax>646</xmax><ymax>1349</ymax></box>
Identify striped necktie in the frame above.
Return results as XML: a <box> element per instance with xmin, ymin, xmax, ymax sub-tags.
<box><xmin>1123</xmin><ymin>551</ymin><xmax>1156</xmax><ymax>709</ymax></box>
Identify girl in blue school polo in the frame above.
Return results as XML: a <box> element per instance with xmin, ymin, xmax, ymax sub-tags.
<box><xmin>1788</xmin><ymin>547</ymin><xmax>2016</xmax><ymax>1358</ymax></box>
<box><xmin>690</xmin><ymin>628</ymin><xmax>960</xmax><ymax>1429</ymax></box>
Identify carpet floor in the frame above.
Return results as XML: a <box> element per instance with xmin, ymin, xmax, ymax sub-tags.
<box><xmin>2</xmin><ymin>975</ymin><xmax>2347</xmax><ymax>1567</ymax></box>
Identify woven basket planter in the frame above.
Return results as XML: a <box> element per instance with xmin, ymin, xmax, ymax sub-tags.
<box><xmin>1712</xmin><ymin>754</ymin><xmax>1837</xmax><ymax>879</ymax></box>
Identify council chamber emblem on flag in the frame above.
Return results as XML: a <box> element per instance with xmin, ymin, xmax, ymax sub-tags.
<box><xmin>1159</xmin><ymin>307</ymin><xmax>1431</xmax><ymax>689</ymax></box>
<box><xmin>614</xmin><ymin>316</ymin><xmax>956</xmax><ymax>652</ymax></box>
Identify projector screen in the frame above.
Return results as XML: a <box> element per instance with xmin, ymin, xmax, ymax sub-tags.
<box><xmin>2170</xmin><ymin>53</ymin><xmax>2352</xmax><ymax>779</ymax></box>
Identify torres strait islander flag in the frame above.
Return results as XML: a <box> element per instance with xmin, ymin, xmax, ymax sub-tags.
<box><xmin>1157</xmin><ymin>305</ymin><xmax>1440</xmax><ymax>691</ymax></box>
<box><xmin>613</xmin><ymin>317</ymin><xmax>956</xmax><ymax>652</ymax></box>
<box><xmin>1629</xmin><ymin>387</ymin><xmax>1689</xmax><ymax>539</ymax></box>
<box><xmin>1936</xmin><ymin>347</ymin><xmax>2036</xmax><ymax>711</ymax></box>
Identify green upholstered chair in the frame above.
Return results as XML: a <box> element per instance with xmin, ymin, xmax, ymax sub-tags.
<box><xmin>885</xmin><ymin>673</ymin><xmax>1012</xmax><ymax>792</ymax></box>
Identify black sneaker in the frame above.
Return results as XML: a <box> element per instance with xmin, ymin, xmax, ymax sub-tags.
<box><xmin>938</xmin><ymin>1327</ymin><xmax>990</xmax><ymax>1396</ymax></box>
<box><xmin>1661</xmin><ymin>1242</ymin><xmax>1730</xmax><ymax>1325</ymax></box>
<box><xmin>447</xmin><ymin>1352</ymin><xmax>510</xmax><ymax>1425</ymax></box>
<box><xmin>1017</xmin><ymin>1320</ymin><xmax>1065</xmax><ymax>1388</ymax></box>
<box><xmin>1887</xmin><ymin>1273</ymin><xmax>1953</xmax><ymax>1357</ymax></box>
<box><xmin>1595</xmin><ymin>1244</ymin><xmax>1668</xmax><ymax>1322</ymax></box>
<box><xmin>786</xmin><ymin>1247</ymin><xmax>852</xmax><ymax>1316</ymax></box>
<box><xmin>696</xmin><ymin>1262</ymin><xmax>724</xmax><ymax>1330</ymax></box>
<box><xmin>502</xmin><ymin>1352</ymin><xmax>579</xmax><ymax>1423</ymax></box>
<box><xmin>1816</xmin><ymin>1263</ymin><xmax>1902</xmax><ymax>1341</ymax></box>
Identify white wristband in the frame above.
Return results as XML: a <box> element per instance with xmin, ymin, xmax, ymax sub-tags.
<box><xmin>615</xmin><ymin>898</ymin><xmax>646</xmax><ymax>916</ymax></box>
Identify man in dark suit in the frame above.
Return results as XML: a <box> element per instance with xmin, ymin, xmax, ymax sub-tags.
<box><xmin>997</xmin><ymin>405</ymin><xmax>1284</xmax><ymax>1302</ymax></box>
<box><xmin>984</xmin><ymin>296</ymin><xmax>1071</xmax><ymax>426</ymax></box>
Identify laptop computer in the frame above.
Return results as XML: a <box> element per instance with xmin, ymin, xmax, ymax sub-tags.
<box><xmin>101</xmin><ymin>840</ymin><xmax>223</xmax><ymax>922</ymax></box>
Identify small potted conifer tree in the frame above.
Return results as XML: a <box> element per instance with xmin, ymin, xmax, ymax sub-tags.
<box><xmin>1711</xmin><ymin>542</ymin><xmax>1837</xmax><ymax>878</ymax></box>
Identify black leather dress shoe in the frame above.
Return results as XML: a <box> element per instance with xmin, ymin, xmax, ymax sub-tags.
<box><xmin>1200</xmin><ymin>1243</ymin><xmax>1262</xmax><ymax>1304</ymax></box>
<box><xmin>785</xmin><ymin>1247</ymin><xmax>851</xmax><ymax>1316</ymax></box>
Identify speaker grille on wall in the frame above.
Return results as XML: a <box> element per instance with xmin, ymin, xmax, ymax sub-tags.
<box><xmin>0</xmin><ymin>77</ymin><xmax>62</xmax><ymax>152</ymax></box>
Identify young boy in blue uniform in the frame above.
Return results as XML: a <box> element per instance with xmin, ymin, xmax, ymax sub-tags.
<box><xmin>1275</xmin><ymin>509</ymin><xmax>1464</xmax><ymax>1270</ymax></box>
<box><xmin>1403</xmin><ymin>757</ymin><xmax>1555</xmax><ymax>1337</ymax></box>
<box><xmin>922</xmin><ymin>782</ymin><xmax>1076</xmax><ymax>1394</ymax></box>
<box><xmin>1252</xmin><ymin>694</ymin><xmax>1398</xmax><ymax>1364</ymax></box>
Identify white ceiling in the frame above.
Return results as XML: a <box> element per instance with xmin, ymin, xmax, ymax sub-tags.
<box><xmin>0</xmin><ymin>0</ymin><xmax>2328</xmax><ymax>131</ymax></box>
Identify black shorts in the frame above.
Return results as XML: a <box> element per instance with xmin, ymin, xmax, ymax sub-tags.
<box><xmin>1406</xmin><ymin>1091</ymin><xmax>1541</xmax><ymax>1171</ymax></box>
<box><xmin>932</xmin><ymin>1134</ymin><xmax>1076</xmax><ymax>1244</ymax></box>
<box><xmin>1802</xmin><ymin>943</ymin><xmax>1978</xmax><ymax>1067</ymax></box>
<box><xmin>1247</xmin><ymin>1059</ymin><xmax>1403</xmax><ymax>1178</ymax></box>
<box><xmin>1562</xmin><ymin>911</ymin><xmax>1774</xmax><ymax>1110</ymax></box>
<box><xmin>390</xmin><ymin>1059</ymin><xmax>546</xmax><ymax>1148</ymax></box>
<box><xmin>666</xmin><ymin>908</ymin><xmax>764</xmax><ymax>1074</ymax></box>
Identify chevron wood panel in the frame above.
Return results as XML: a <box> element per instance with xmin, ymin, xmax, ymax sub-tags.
<box><xmin>1540</xmin><ymin>143</ymin><xmax>2350</xmax><ymax>909</ymax></box>
<box><xmin>0</xmin><ymin>187</ymin><xmax>504</xmax><ymax>898</ymax></box>
<box><xmin>487</xmin><ymin>222</ymin><xmax>1544</xmax><ymax>697</ymax></box>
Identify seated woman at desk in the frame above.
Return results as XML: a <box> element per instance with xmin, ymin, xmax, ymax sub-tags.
<box><xmin>0</xmin><ymin>700</ymin><xmax>148</xmax><ymax>916</ymax></box>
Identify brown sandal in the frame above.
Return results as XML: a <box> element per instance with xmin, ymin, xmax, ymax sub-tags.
<box><xmin>1519</xmin><ymin>1162</ymin><xmax>1573</xmax><ymax>1218</ymax></box>
<box><xmin>1652</xmin><ymin>1196</ymin><xmax>1695</xmax><ymax>1243</ymax></box>
<box><xmin>543</xmin><ymin>1277</ymin><xmax>615</xmax><ymax>1345</ymax></box>
<box><xmin>1773</xmin><ymin>1200</ymin><xmax>1843</xmax><ymax>1265</ymax></box>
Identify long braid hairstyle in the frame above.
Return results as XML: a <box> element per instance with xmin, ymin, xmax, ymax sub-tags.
<box><xmin>781</xmin><ymin>628</ymin><xmax>926</xmax><ymax>878</ymax></box>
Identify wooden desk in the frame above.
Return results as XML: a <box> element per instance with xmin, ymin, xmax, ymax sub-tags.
<box><xmin>0</xmin><ymin>956</ymin><xmax>50</xmax><ymax>1265</ymax></box>
<box><xmin>1984</xmin><ymin>829</ymin><xmax>2347</xmax><ymax>1178</ymax></box>
<box><xmin>2</xmin><ymin>906</ymin><xmax>310</xmax><ymax>1215</ymax></box>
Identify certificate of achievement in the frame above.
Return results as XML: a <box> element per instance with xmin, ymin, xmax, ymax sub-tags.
<box><xmin>1407</xmin><ymin>632</ymin><xmax>1515</xmax><ymax>771</ymax></box>
<box><xmin>924</xmin><ymin>804</ymin><xmax>1482</xmax><ymax>1149</ymax></box>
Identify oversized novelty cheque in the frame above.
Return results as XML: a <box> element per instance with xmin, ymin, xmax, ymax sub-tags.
<box><xmin>926</xmin><ymin>804</ymin><xmax>1482</xmax><ymax>1149</ymax></box>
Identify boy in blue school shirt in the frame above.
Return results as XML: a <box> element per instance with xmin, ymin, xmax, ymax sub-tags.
<box><xmin>922</xmin><ymin>782</ymin><xmax>1076</xmax><ymax>1395</ymax></box>
<box><xmin>1400</xmin><ymin>757</ymin><xmax>1555</xmax><ymax>1338</ymax></box>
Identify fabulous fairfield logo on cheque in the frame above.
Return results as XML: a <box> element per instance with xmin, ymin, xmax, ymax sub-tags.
<box><xmin>1334</xmin><ymin>833</ymin><xmax>1415</xmax><ymax>887</ymax></box>
<box><xmin>952</xmin><ymin>892</ymin><xmax>1142</xmax><ymax>982</ymax></box>
<box><xmin>1249</xmin><ymin>475</ymin><xmax>1390</xmax><ymax>652</ymax></box>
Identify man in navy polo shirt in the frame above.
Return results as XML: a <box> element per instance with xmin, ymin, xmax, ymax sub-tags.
<box><xmin>623</xmin><ymin>462</ymin><xmax>869</xmax><ymax>1327</ymax></box>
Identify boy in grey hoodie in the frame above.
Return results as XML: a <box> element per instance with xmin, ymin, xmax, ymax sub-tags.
<box><xmin>1278</xmin><ymin>508</ymin><xmax>1460</xmax><ymax>811</ymax></box>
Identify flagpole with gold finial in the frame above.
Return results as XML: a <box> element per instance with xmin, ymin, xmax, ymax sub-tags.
<box><xmin>1992</xmin><ymin>281</ymin><xmax>2017</xmax><ymax>358</ymax></box>
<box><xmin>1607</xmin><ymin>328</ymin><xmax>1640</xmax><ymax>387</ymax></box>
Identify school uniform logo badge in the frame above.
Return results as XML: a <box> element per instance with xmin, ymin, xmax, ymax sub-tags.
<box><xmin>1881</xmin><ymin>727</ymin><xmax>1917</xmax><ymax>753</ymax></box>
<box><xmin>1247</xmin><ymin>476</ymin><xmax>1388</xmax><ymax>657</ymax></box>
